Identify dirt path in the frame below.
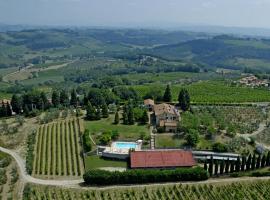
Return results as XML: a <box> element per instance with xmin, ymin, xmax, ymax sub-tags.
<box><xmin>0</xmin><ymin>146</ymin><xmax>83</xmax><ymax>187</ymax></box>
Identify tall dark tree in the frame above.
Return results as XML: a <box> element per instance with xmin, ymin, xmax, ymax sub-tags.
<box><xmin>101</xmin><ymin>103</ymin><xmax>109</xmax><ymax>118</ymax></box>
<box><xmin>178</xmin><ymin>88</ymin><xmax>190</xmax><ymax>111</ymax></box>
<box><xmin>225</xmin><ymin>158</ymin><xmax>230</xmax><ymax>174</ymax></box>
<box><xmin>204</xmin><ymin>160</ymin><xmax>208</xmax><ymax>171</ymax></box>
<box><xmin>241</xmin><ymin>156</ymin><xmax>246</xmax><ymax>171</ymax></box>
<box><xmin>266</xmin><ymin>152</ymin><xmax>270</xmax><ymax>166</ymax></box>
<box><xmin>39</xmin><ymin>92</ymin><xmax>49</xmax><ymax>110</ymax></box>
<box><xmin>86</xmin><ymin>102</ymin><xmax>96</xmax><ymax>120</ymax></box>
<box><xmin>123</xmin><ymin>105</ymin><xmax>129</xmax><ymax>125</ymax></box>
<box><xmin>256</xmin><ymin>155</ymin><xmax>261</xmax><ymax>169</ymax></box>
<box><xmin>214</xmin><ymin>161</ymin><xmax>219</xmax><ymax>175</ymax></box>
<box><xmin>261</xmin><ymin>154</ymin><xmax>266</xmax><ymax>168</ymax></box>
<box><xmin>11</xmin><ymin>94</ymin><xmax>21</xmax><ymax>114</ymax></box>
<box><xmin>163</xmin><ymin>85</ymin><xmax>172</xmax><ymax>102</ymax></box>
<box><xmin>114</xmin><ymin>111</ymin><xmax>119</xmax><ymax>124</ymax></box>
<box><xmin>127</xmin><ymin>104</ymin><xmax>135</xmax><ymax>125</ymax></box>
<box><xmin>246</xmin><ymin>154</ymin><xmax>252</xmax><ymax>170</ymax></box>
<box><xmin>0</xmin><ymin>103</ymin><xmax>7</xmax><ymax>117</ymax></box>
<box><xmin>60</xmin><ymin>90</ymin><xmax>69</xmax><ymax>107</ymax></box>
<box><xmin>235</xmin><ymin>157</ymin><xmax>241</xmax><ymax>172</ymax></box>
<box><xmin>141</xmin><ymin>110</ymin><xmax>149</xmax><ymax>124</ymax></box>
<box><xmin>220</xmin><ymin>160</ymin><xmax>225</xmax><ymax>175</ymax></box>
<box><xmin>230</xmin><ymin>161</ymin><xmax>235</xmax><ymax>173</ymax></box>
<box><xmin>6</xmin><ymin>102</ymin><xmax>12</xmax><ymax>116</ymax></box>
<box><xmin>51</xmin><ymin>91</ymin><xmax>60</xmax><ymax>108</ymax></box>
<box><xmin>209</xmin><ymin>156</ymin><xmax>214</xmax><ymax>176</ymax></box>
<box><xmin>251</xmin><ymin>154</ymin><xmax>256</xmax><ymax>170</ymax></box>
<box><xmin>70</xmin><ymin>89</ymin><xmax>78</xmax><ymax>107</ymax></box>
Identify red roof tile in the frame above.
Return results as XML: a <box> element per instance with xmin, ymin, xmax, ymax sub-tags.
<box><xmin>130</xmin><ymin>150</ymin><xmax>196</xmax><ymax>168</ymax></box>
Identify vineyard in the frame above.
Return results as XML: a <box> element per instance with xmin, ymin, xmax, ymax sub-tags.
<box><xmin>32</xmin><ymin>118</ymin><xmax>84</xmax><ymax>178</ymax></box>
<box><xmin>133</xmin><ymin>81</ymin><xmax>270</xmax><ymax>103</ymax></box>
<box><xmin>24</xmin><ymin>179</ymin><xmax>270</xmax><ymax>200</ymax></box>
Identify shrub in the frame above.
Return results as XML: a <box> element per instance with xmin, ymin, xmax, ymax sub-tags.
<box><xmin>82</xmin><ymin>129</ymin><xmax>92</xmax><ymax>152</ymax></box>
<box><xmin>83</xmin><ymin>167</ymin><xmax>208</xmax><ymax>185</ymax></box>
<box><xmin>26</xmin><ymin>130</ymin><xmax>36</xmax><ymax>174</ymax></box>
<box><xmin>212</xmin><ymin>142</ymin><xmax>228</xmax><ymax>153</ymax></box>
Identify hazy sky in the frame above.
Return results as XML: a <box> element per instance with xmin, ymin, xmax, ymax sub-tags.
<box><xmin>1</xmin><ymin>0</ymin><xmax>270</xmax><ymax>28</ymax></box>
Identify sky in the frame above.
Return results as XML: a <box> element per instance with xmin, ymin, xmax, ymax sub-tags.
<box><xmin>1</xmin><ymin>0</ymin><xmax>270</xmax><ymax>29</ymax></box>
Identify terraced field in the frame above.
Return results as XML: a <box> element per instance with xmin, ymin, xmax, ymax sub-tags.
<box><xmin>24</xmin><ymin>179</ymin><xmax>270</xmax><ymax>200</ymax></box>
<box><xmin>32</xmin><ymin>118</ymin><xmax>84</xmax><ymax>178</ymax></box>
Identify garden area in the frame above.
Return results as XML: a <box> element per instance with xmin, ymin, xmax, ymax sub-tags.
<box><xmin>84</xmin><ymin>114</ymin><xmax>149</xmax><ymax>145</ymax></box>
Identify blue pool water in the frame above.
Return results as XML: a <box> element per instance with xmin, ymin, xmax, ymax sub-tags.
<box><xmin>115</xmin><ymin>142</ymin><xmax>137</xmax><ymax>149</ymax></box>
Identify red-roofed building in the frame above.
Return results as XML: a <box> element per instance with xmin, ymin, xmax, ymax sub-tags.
<box><xmin>130</xmin><ymin>150</ymin><xmax>196</xmax><ymax>169</ymax></box>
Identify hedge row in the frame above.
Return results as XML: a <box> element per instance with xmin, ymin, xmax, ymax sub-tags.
<box><xmin>83</xmin><ymin>167</ymin><xmax>208</xmax><ymax>185</ymax></box>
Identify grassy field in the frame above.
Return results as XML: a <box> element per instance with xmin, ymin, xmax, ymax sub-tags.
<box><xmin>85</xmin><ymin>155</ymin><xmax>127</xmax><ymax>171</ymax></box>
<box><xmin>84</xmin><ymin>114</ymin><xmax>148</xmax><ymax>141</ymax></box>
<box><xmin>25</xmin><ymin>179</ymin><xmax>270</xmax><ymax>200</ymax></box>
<box><xmin>32</xmin><ymin>118</ymin><xmax>84</xmax><ymax>178</ymax></box>
<box><xmin>134</xmin><ymin>81</ymin><xmax>270</xmax><ymax>103</ymax></box>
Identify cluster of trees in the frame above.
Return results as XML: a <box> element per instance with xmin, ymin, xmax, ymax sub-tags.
<box><xmin>0</xmin><ymin>102</ymin><xmax>12</xmax><ymax>118</ymax></box>
<box><xmin>86</xmin><ymin>101</ymin><xmax>108</xmax><ymax>121</ymax></box>
<box><xmin>121</xmin><ymin>102</ymin><xmax>148</xmax><ymax>125</ymax></box>
<box><xmin>83</xmin><ymin>167</ymin><xmax>208</xmax><ymax>185</ymax></box>
<box><xmin>205</xmin><ymin>152</ymin><xmax>270</xmax><ymax>176</ymax></box>
<box><xmin>97</xmin><ymin>130</ymin><xmax>119</xmax><ymax>145</ymax></box>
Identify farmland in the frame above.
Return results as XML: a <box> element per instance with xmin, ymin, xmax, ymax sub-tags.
<box><xmin>32</xmin><ymin>118</ymin><xmax>84</xmax><ymax>178</ymax></box>
<box><xmin>24</xmin><ymin>179</ymin><xmax>270</xmax><ymax>200</ymax></box>
<box><xmin>133</xmin><ymin>81</ymin><xmax>270</xmax><ymax>103</ymax></box>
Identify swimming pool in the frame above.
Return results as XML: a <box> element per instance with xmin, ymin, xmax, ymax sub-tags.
<box><xmin>115</xmin><ymin>142</ymin><xmax>138</xmax><ymax>149</ymax></box>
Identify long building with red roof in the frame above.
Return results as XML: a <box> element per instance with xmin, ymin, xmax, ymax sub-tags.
<box><xmin>130</xmin><ymin>150</ymin><xmax>196</xmax><ymax>169</ymax></box>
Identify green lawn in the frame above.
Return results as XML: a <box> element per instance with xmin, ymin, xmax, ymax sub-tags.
<box><xmin>84</xmin><ymin>114</ymin><xmax>149</xmax><ymax>141</ymax></box>
<box><xmin>155</xmin><ymin>134</ymin><xmax>185</xmax><ymax>148</ymax></box>
<box><xmin>85</xmin><ymin>155</ymin><xmax>127</xmax><ymax>171</ymax></box>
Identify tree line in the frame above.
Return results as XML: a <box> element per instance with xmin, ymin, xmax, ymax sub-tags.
<box><xmin>205</xmin><ymin>152</ymin><xmax>270</xmax><ymax>176</ymax></box>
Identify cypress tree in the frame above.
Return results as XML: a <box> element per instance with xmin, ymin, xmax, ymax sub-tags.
<box><xmin>11</xmin><ymin>94</ymin><xmax>21</xmax><ymax>114</ymax></box>
<box><xmin>230</xmin><ymin>161</ymin><xmax>235</xmax><ymax>173</ymax></box>
<box><xmin>235</xmin><ymin>157</ymin><xmax>241</xmax><ymax>172</ymax></box>
<box><xmin>52</xmin><ymin>91</ymin><xmax>60</xmax><ymax>108</ymax></box>
<box><xmin>141</xmin><ymin>110</ymin><xmax>149</xmax><ymax>124</ymax></box>
<box><xmin>241</xmin><ymin>156</ymin><xmax>246</xmax><ymax>171</ymax></box>
<box><xmin>246</xmin><ymin>154</ymin><xmax>252</xmax><ymax>171</ymax></box>
<box><xmin>101</xmin><ymin>103</ymin><xmax>109</xmax><ymax>118</ymax></box>
<box><xmin>70</xmin><ymin>89</ymin><xmax>77</xmax><ymax>107</ymax></box>
<box><xmin>225</xmin><ymin>158</ymin><xmax>230</xmax><ymax>174</ymax></box>
<box><xmin>220</xmin><ymin>159</ymin><xmax>225</xmax><ymax>175</ymax></box>
<box><xmin>86</xmin><ymin>102</ymin><xmax>96</xmax><ymax>120</ymax></box>
<box><xmin>256</xmin><ymin>155</ymin><xmax>261</xmax><ymax>169</ymax></box>
<box><xmin>128</xmin><ymin>105</ymin><xmax>135</xmax><ymax>125</ymax></box>
<box><xmin>163</xmin><ymin>85</ymin><xmax>172</xmax><ymax>102</ymax></box>
<box><xmin>204</xmin><ymin>160</ymin><xmax>208</xmax><ymax>171</ymax></box>
<box><xmin>266</xmin><ymin>151</ymin><xmax>270</xmax><ymax>166</ymax></box>
<box><xmin>60</xmin><ymin>90</ymin><xmax>69</xmax><ymax>107</ymax></box>
<box><xmin>178</xmin><ymin>88</ymin><xmax>190</xmax><ymax>111</ymax></box>
<box><xmin>214</xmin><ymin>161</ymin><xmax>219</xmax><ymax>175</ymax></box>
<box><xmin>114</xmin><ymin>111</ymin><xmax>119</xmax><ymax>124</ymax></box>
<box><xmin>251</xmin><ymin>154</ymin><xmax>256</xmax><ymax>170</ymax></box>
<box><xmin>261</xmin><ymin>155</ymin><xmax>266</xmax><ymax>168</ymax></box>
<box><xmin>0</xmin><ymin>103</ymin><xmax>7</xmax><ymax>117</ymax></box>
<box><xmin>6</xmin><ymin>102</ymin><xmax>12</xmax><ymax>116</ymax></box>
<box><xmin>209</xmin><ymin>156</ymin><xmax>214</xmax><ymax>176</ymax></box>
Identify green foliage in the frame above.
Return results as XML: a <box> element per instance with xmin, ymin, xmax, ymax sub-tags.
<box><xmin>101</xmin><ymin>103</ymin><xmax>109</xmax><ymax>118</ymax></box>
<box><xmin>83</xmin><ymin>167</ymin><xmax>208</xmax><ymax>185</ymax></box>
<box><xmin>163</xmin><ymin>84</ymin><xmax>172</xmax><ymax>102</ymax></box>
<box><xmin>86</xmin><ymin>102</ymin><xmax>96</xmax><ymax>120</ymax></box>
<box><xmin>114</xmin><ymin>111</ymin><xmax>119</xmax><ymax>124</ymax></box>
<box><xmin>185</xmin><ymin>129</ymin><xmax>199</xmax><ymax>147</ymax></box>
<box><xmin>82</xmin><ymin>129</ymin><xmax>92</xmax><ymax>152</ymax></box>
<box><xmin>178</xmin><ymin>88</ymin><xmax>190</xmax><ymax>111</ymax></box>
<box><xmin>70</xmin><ymin>89</ymin><xmax>77</xmax><ymax>107</ymax></box>
<box><xmin>26</xmin><ymin>130</ymin><xmax>36</xmax><ymax>174</ymax></box>
<box><xmin>212</xmin><ymin>142</ymin><xmax>228</xmax><ymax>153</ymax></box>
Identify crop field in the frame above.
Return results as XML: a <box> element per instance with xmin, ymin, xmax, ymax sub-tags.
<box><xmin>25</xmin><ymin>179</ymin><xmax>270</xmax><ymax>200</ymax></box>
<box><xmin>32</xmin><ymin>118</ymin><xmax>84</xmax><ymax>178</ymax></box>
<box><xmin>133</xmin><ymin>81</ymin><xmax>270</xmax><ymax>103</ymax></box>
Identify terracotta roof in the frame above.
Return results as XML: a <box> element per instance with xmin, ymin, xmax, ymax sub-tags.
<box><xmin>144</xmin><ymin>99</ymin><xmax>155</xmax><ymax>106</ymax></box>
<box><xmin>154</xmin><ymin>103</ymin><xmax>179</xmax><ymax>116</ymax></box>
<box><xmin>130</xmin><ymin>150</ymin><xmax>196</xmax><ymax>168</ymax></box>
